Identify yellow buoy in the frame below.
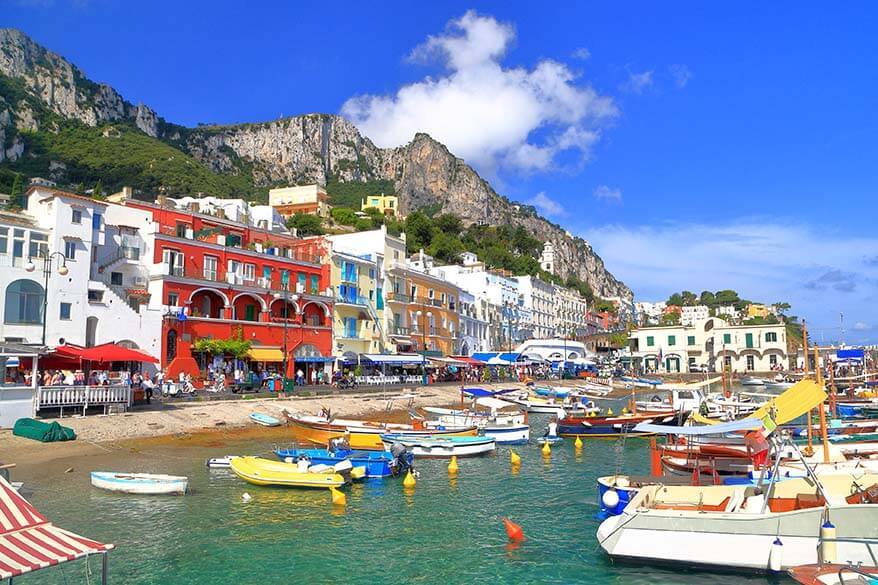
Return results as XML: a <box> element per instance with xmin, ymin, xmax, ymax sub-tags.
<box><xmin>622</xmin><ymin>407</ymin><xmax>628</xmax><ymax>414</ymax></box>
<box><xmin>448</xmin><ymin>455</ymin><xmax>459</xmax><ymax>475</ymax></box>
<box><xmin>330</xmin><ymin>487</ymin><xmax>346</xmax><ymax>506</ymax></box>
<box><xmin>541</xmin><ymin>442</ymin><xmax>551</xmax><ymax>456</ymax></box>
<box><xmin>403</xmin><ymin>470</ymin><xmax>416</xmax><ymax>488</ymax></box>
<box><xmin>510</xmin><ymin>451</ymin><xmax>521</xmax><ymax>466</ymax></box>
<box><xmin>607</xmin><ymin>408</ymin><xmax>614</xmax><ymax>416</ymax></box>
<box><xmin>574</xmin><ymin>436</ymin><xmax>583</xmax><ymax>449</ymax></box>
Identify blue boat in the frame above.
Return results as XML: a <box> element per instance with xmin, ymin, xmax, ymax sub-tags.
<box><xmin>250</xmin><ymin>412</ymin><xmax>281</xmax><ymax>427</ymax></box>
<box><xmin>596</xmin><ymin>476</ymin><xmax>637</xmax><ymax>519</ymax></box>
<box><xmin>274</xmin><ymin>448</ymin><xmax>404</xmax><ymax>478</ymax></box>
<box><xmin>836</xmin><ymin>403</ymin><xmax>864</xmax><ymax>418</ymax></box>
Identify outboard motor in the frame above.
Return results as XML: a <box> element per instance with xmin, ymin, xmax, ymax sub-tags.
<box><xmin>389</xmin><ymin>443</ymin><xmax>413</xmax><ymax>477</ymax></box>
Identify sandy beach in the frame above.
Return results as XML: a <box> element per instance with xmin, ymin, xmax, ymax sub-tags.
<box><xmin>1</xmin><ymin>383</ymin><xmax>529</xmax><ymax>477</ymax></box>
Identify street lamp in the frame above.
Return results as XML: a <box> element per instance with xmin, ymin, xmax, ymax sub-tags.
<box><xmin>415</xmin><ymin>310</ymin><xmax>431</xmax><ymax>385</ymax></box>
<box><xmin>273</xmin><ymin>284</ymin><xmax>299</xmax><ymax>390</ymax></box>
<box><xmin>25</xmin><ymin>251</ymin><xmax>69</xmax><ymax>346</ymax></box>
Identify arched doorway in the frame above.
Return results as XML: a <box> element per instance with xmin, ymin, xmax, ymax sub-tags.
<box><xmin>86</xmin><ymin>317</ymin><xmax>98</xmax><ymax>348</ymax></box>
<box><xmin>293</xmin><ymin>343</ymin><xmax>327</xmax><ymax>385</ymax></box>
<box><xmin>4</xmin><ymin>279</ymin><xmax>44</xmax><ymax>324</ymax></box>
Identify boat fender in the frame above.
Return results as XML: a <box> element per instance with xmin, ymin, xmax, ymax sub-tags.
<box><xmin>284</xmin><ymin>457</ymin><xmax>294</xmax><ymax>464</ymax></box>
<box><xmin>601</xmin><ymin>489</ymin><xmax>620</xmax><ymax>509</ymax></box>
<box><xmin>768</xmin><ymin>537</ymin><xmax>783</xmax><ymax>573</ymax></box>
<box><xmin>819</xmin><ymin>519</ymin><xmax>837</xmax><ymax>564</ymax></box>
<box><xmin>242</xmin><ymin>493</ymin><xmax>252</xmax><ymax>503</ymax></box>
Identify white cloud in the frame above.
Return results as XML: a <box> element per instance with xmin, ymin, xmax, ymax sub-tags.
<box><xmin>593</xmin><ymin>185</ymin><xmax>622</xmax><ymax>201</ymax></box>
<box><xmin>669</xmin><ymin>64</ymin><xmax>692</xmax><ymax>88</ymax></box>
<box><xmin>341</xmin><ymin>11</ymin><xmax>617</xmax><ymax>174</ymax></box>
<box><xmin>527</xmin><ymin>192</ymin><xmax>565</xmax><ymax>217</ymax></box>
<box><xmin>580</xmin><ymin>220</ymin><xmax>878</xmax><ymax>343</ymax></box>
<box><xmin>572</xmin><ymin>47</ymin><xmax>591</xmax><ymax>60</ymax></box>
<box><xmin>621</xmin><ymin>70</ymin><xmax>653</xmax><ymax>94</ymax></box>
<box><xmin>854</xmin><ymin>322</ymin><xmax>871</xmax><ymax>331</ymax></box>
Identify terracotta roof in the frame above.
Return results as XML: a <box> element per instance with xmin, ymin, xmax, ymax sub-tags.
<box><xmin>27</xmin><ymin>186</ymin><xmax>109</xmax><ymax>207</ymax></box>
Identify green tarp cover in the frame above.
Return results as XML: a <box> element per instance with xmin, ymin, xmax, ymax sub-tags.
<box><xmin>12</xmin><ymin>418</ymin><xmax>76</xmax><ymax>442</ymax></box>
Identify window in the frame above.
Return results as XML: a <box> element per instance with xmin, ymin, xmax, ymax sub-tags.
<box><xmin>27</xmin><ymin>232</ymin><xmax>48</xmax><ymax>260</ymax></box>
<box><xmin>724</xmin><ymin>355</ymin><xmax>732</xmax><ymax>369</ymax></box>
<box><xmin>687</xmin><ymin>335</ymin><xmax>696</xmax><ymax>346</ymax></box>
<box><xmin>723</xmin><ymin>333</ymin><xmax>731</xmax><ymax>344</ymax></box>
<box><xmin>110</xmin><ymin>272</ymin><xmax>123</xmax><ymax>286</ymax></box>
<box><xmin>369</xmin><ymin>268</ymin><xmax>376</xmax><ymax>279</ymax></box>
<box><xmin>746</xmin><ymin>355</ymin><xmax>755</xmax><ymax>371</ymax></box>
<box><xmin>646</xmin><ymin>336</ymin><xmax>654</xmax><ymax>347</ymax></box>
<box><xmin>71</xmin><ymin>209</ymin><xmax>82</xmax><ymax>224</ymax></box>
<box><xmin>64</xmin><ymin>241</ymin><xmax>76</xmax><ymax>260</ymax></box>
<box><xmin>297</xmin><ymin>272</ymin><xmax>307</xmax><ymax>293</ymax></box>
<box><xmin>175</xmin><ymin>222</ymin><xmax>188</xmax><ymax>238</ymax></box>
<box><xmin>92</xmin><ymin>212</ymin><xmax>103</xmax><ymax>230</ymax></box>
<box><xmin>203</xmin><ymin>256</ymin><xmax>218</xmax><ymax>281</ymax></box>
<box><xmin>0</xmin><ymin>228</ymin><xmax>7</xmax><ymax>254</ymax></box>
<box><xmin>310</xmin><ymin>274</ymin><xmax>319</xmax><ymax>294</ymax></box>
<box><xmin>343</xmin><ymin>317</ymin><xmax>357</xmax><ymax>338</ymax></box>
<box><xmin>280</xmin><ymin>269</ymin><xmax>290</xmax><ymax>286</ymax></box>
<box><xmin>769</xmin><ymin>354</ymin><xmax>778</xmax><ymax>367</ymax></box>
<box><xmin>162</xmin><ymin>249</ymin><xmax>184</xmax><ymax>277</ymax></box>
<box><xmin>243</xmin><ymin>263</ymin><xmax>256</xmax><ymax>283</ymax></box>
<box><xmin>12</xmin><ymin>230</ymin><xmax>25</xmax><ymax>267</ymax></box>
<box><xmin>88</xmin><ymin>290</ymin><xmax>104</xmax><ymax>303</ymax></box>
<box><xmin>668</xmin><ymin>335</ymin><xmax>676</xmax><ymax>346</ymax></box>
<box><xmin>227</xmin><ymin>260</ymin><xmax>242</xmax><ymax>283</ymax></box>
<box><xmin>766</xmin><ymin>332</ymin><xmax>778</xmax><ymax>342</ymax></box>
<box><xmin>4</xmin><ymin>280</ymin><xmax>44</xmax><ymax>324</ymax></box>
<box><xmin>59</xmin><ymin>302</ymin><xmax>71</xmax><ymax>320</ymax></box>
<box><xmin>168</xmin><ymin>292</ymin><xmax>179</xmax><ymax>307</ymax></box>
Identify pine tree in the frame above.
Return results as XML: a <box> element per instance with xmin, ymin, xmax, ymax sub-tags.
<box><xmin>93</xmin><ymin>180</ymin><xmax>104</xmax><ymax>200</ymax></box>
<box><xmin>9</xmin><ymin>173</ymin><xmax>22</xmax><ymax>209</ymax></box>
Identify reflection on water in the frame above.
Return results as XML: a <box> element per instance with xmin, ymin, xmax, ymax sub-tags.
<box><xmin>18</xmin><ymin>413</ymin><xmax>777</xmax><ymax>584</ymax></box>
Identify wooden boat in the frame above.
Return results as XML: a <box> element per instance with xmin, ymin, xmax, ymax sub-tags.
<box><xmin>422</xmin><ymin>398</ymin><xmax>529</xmax><ymax>444</ymax></box>
<box><xmin>286</xmin><ymin>412</ymin><xmax>477</xmax><ymax>450</ymax></box>
<box><xmin>250</xmin><ymin>412</ymin><xmax>281</xmax><ymax>427</ymax></box>
<box><xmin>557</xmin><ymin>411</ymin><xmax>683</xmax><ymax>438</ymax></box>
<box><xmin>380</xmin><ymin>434</ymin><xmax>496</xmax><ymax>458</ymax></box>
<box><xmin>90</xmin><ymin>472</ymin><xmax>188</xmax><ymax>495</ymax></box>
<box><xmin>481</xmin><ymin>424</ymin><xmax>530</xmax><ymax>444</ymax></box>
<box><xmin>229</xmin><ymin>456</ymin><xmax>346</xmax><ymax>488</ymax></box>
<box><xmin>274</xmin><ymin>448</ymin><xmax>406</xmax><ymax>478</ymax></box>
<box><xmin>597</xmin><ymin>474</ymin><xmax>878</xmax><ymax>572</ymax></box>
<box><xmin>789</xmin><ymin>563</ymin><xmax>878</xmax><ymax>584</ymax></box>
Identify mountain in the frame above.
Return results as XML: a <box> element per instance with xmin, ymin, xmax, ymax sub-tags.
<box><xmin>0</xmin><ymin>28</ymin><xmax>632</xmax><ymax>301</ymax></box>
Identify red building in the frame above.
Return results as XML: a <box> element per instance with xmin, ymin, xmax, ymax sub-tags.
<box><xmin>126</xmin><ymin>200</ymin><xmax>334</xmax><ymax>380</ymax></box>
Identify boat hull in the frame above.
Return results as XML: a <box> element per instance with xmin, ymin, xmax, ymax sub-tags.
<box><xmin>482</xmin><ymin>424</ymin><xmax>530</xmax><ymax>444</ymax></box>
<box><xmin>90</xmin><ymin>472</ymin><xmax>188</xmax><ymax>495</ymax></box>
<box><xmin>597</xmin><ymin>504</ymin><xmax>878</xmax><ymax>572</ymax></box>
<box><xmin>288</xmin><ymin>417</ymin><xmax>477</xmax><ymax>450</ymax></box>
<box><xmin>274</xmin><ymin>448</ymin><xmax>395</xmax><ymax>478</ymax></box>
<box><xmin>250</xmin><ymin>413</ymin><xmax>281</xmax><ymax>427</ymax></box>
<box><xmin>381</xmin><ymin>435</ymin><xmax>496</xmax><ymax>458</ymax></box>
<box><xmin>558</xmin><ymin>412</ymin><xmax>683</xmax><ymax>438</ymax></box>
<box><xmin>230</xmin><ymin>456</ymin><xmax>345</xmax><ymax>488</ymax></box>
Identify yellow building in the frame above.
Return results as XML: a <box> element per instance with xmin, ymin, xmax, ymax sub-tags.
<box><xmin>270</xmin><ymin>185</ymin><xmax>332</xmax><ymax>218</ymax></box>
<box><xmin>746</xmin><ymin>303</ymin><xmax>770</xmax><ymax>318</ymax></box>
<box><xmin>361</xmin><ymin>194</ymin><xmax>398</xmax><ymax>217</ymax></box>
<box><xmin>330</xmin><ymin>250</ymin><xmax>386</xmax><ymax>361</ymax></box>
<box><xmin>386</xmin><ymin>264</ymin><xmax>460</xmax><ymax>356</ymax></box>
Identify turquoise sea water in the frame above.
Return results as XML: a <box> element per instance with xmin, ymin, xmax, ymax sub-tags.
<box><xmin>19</xmin><ymin>415</ymin><xmax>770</xmax><ymax>585</ymax></box>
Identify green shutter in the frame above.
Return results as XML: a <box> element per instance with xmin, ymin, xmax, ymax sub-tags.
<box><xmin>745</xmin><ymin>333</ymin><xmax>754</xmax><ymax>348</ymax></box>
<box><xmin>646</xmin><ymin>336</ymin><xmax>654</xmax><ymax>347</ymax></box>
<box><xmin>687</xmin><ymin>335</ymin><xmax>695</xmax><ymax>346</ymax></box>
<box><xmin>723</xmin><ymin>333</ymin><xmax>731</xmax><ymax>344</ymax></box>
<box><xmin>668</xmin><ymin>335</ymin><xmax>676</xmax><ymax>346</ymax></box>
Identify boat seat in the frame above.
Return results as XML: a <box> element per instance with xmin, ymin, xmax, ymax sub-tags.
<box><xmin>652</xmin><ymin>496</ymin><xmax>731</xmax><ymax>512</ymax></box>
<box><xmin>308</xmin><ymin>464</ymin><xmax>333</xmax><ymax>474</ymax></box>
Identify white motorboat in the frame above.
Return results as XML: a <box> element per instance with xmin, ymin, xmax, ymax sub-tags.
<box><xmin>380</xmin><ymin>434</ymin><xmax>496</xmax><ymax>458</ymax></box>
<box><xmin>597</xmin><ymin>473</ymin><xmax>878</xmax><ymax>572</ymax></box>
<box><xmin>741</xmin><ymin>376</ymin><xmax>767</xmax><ymax>386</ymax></box>
<box><xmin>482</xmin><ymin>423</ymin><xmax>530</xmax><ymax>444</ymax></box>
<box><xmin>90</xmin><ymin>472</ymin><xmax>189</xmax><ymax>495</ymax></box>
<box><xmin>206</xmin><ymin>456</ymin><xmax>236</xmax><ymax>469</ymax></box>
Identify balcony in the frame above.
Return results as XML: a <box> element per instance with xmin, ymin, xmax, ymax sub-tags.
<box><xmin>386</xmin><ymin>292</ymin><xmax>412</xmax><ymax>303</ymax></box>
<box><xmin>391</xmin><ymin>326</ymin><xmax>410</xmax><ymax>336</ymax></box>
<box><xmin>336</xmin><ymin>293</ymin><xmax>370</xmax><ymax>307</ymax></box>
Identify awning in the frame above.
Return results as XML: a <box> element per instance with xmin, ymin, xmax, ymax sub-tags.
<box><xmin>79</xmin><ymin>343</ymin><xmax>159</xmax><ymax>364</ymax></box>
<box><xmin>0</xmin><ymin>475</ymin><xmax>113</xmax><ymax>581</ymax></box>
<box><xmin>248</xmin><ymin>348</ymin><xmax>284</xmax><ymax>362</ymax></box>
<box><xmin>429</xmin><ymin>357</ymin><xmax>468</xmax><ymax>366</ymax></box>
<box><xmin>361</xmin><ymin>354</ymin><xmax>426</xmax><ymax>365</ymax></box>
<box><xmin>449</xmin><ymin>355</ymin><xmax>486</xmax><ymax>366</ymax></box>
<box><xmin>471</xmin><ymin>352</ymin><xmax>516</xmax><ymax>365</ymax></box>
<box><xmin>294</xmin><ymin>356</ymin><xmax>335</xmax><ymax>363</ymax></box>
<box><xmin>633</xmin><ymin>418</ymin><xmax>763</xmax><ymax>436</ymax></box>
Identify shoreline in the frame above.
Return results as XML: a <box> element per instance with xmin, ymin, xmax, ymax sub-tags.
<box><xmin>1</xmin><ymin>383</ymin><xmax>509</xmax><ymax>476</ymax></box>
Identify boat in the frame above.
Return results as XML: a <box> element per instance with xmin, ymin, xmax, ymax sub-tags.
<box><xmin>285</xmin><ymin>412</ymin><xmax>477</xmax><ymax>450</ymax></box>
<box><xmin>250</xmin><ymin>412</ymin><xmax>281</xmax><ymax>427</ymax></box>
<box><xmin>788</xmin><ymin>562</ymin><xmax>878</xmax><ymax>584</ymax></box>
<box><xmin>741</xmin><ymin>376</ymin><xmax>767</xmax><ymax>386</ymax></box>
<box><xmin>421</xmin><ymin>398</ymin><xmax>530</xmax><ymax>444</ymax></box>
<box><xmin>206</xmin><ymin>456</ymin><xmax>235</xmax><ymax>469</ymax></box>
<box><xmin>597</xmin><ymin>473</ymin><xmax>878</xmax><ymax>572</ymax></box>
<box><xmin>380</xmin><ymin>434</ymin><xmax>496</xmax><ymax>458</ymax></box>
<box><xmin>90</xmin><ymin>472</ymin><xmax>189</xmax><ymax>495</ymax></box>
<box><xmin>274</xmin><ymin>448</ymin><xmax>408</xmax><ymax>478</ymax></box>
<box><xmin>557</xmin><ymin>410</ymin><xmax>683</xmax><ymax>438</ymax></box>
<box><xmin>229</xmin><ymin>456</ymin><xmax>347</xmax><ymax>488</ymax></box>
<box><xmin>536</xmin><ymin>436</ymin><xmax>563</xmax><ymax>445</ymax></box>
<box><xmin>535</xmin><ymin>386</ymin><xmax>569</xmax><ymax>398</ymax></box>
<box><xmin>482</xmin><ymin>424</ymin><xmax>530</xmax><ymax>444</ymax></box>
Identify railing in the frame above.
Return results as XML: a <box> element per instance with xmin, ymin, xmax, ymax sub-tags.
<box><xmin>391</xmin><ymin>326</ymin><xmax>410</xmax><ymax>336</ymax></box>
<box><xmin>336</xmin><ymin>294</ymin><xmax>370</xmax><ymax>306</ymax></box>
<box><xmin>36</xmin><ymin>384</ymin><xmax>131</xmax><ymax>416</ymax></box>
<box><xmin>385</xmin><ymin>292</ymin><xmax>412</xmax><ymax>303</ymax></box>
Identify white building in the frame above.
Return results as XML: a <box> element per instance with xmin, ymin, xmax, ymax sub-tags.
<box><xmin>553</xmin><ymin>284</ymin><xmax>588</xmax><ymax>337</ymax></box>
<box><xmin>680</xmin><ymin>305</ymin><xmax>710</xmax><ymax>326</ymax></box>
<box><xmin>161</xmin><ymin>195</ymin><xmax>288</xmax><ymax>233</ymax></box>
<box><xmin>3</xmin><ymin>187</ymin><xmax>164</xmax><ymax>360</ymax></box>
<box><xmin>515</xmin><ymin>275</ymin><xmax>555</xmax><ymax>340</ymax></box>
<box><xmin>515</xmin><ymin>338</ymin><xmax>591</xmax><ymax>363</ymax></box>
<box><xmin>629</xmin><ymin>317</ymin><xmax>788</xmax><ymax>373</ymax></box>
<box><xmin>635</xmin><ymin>301</ymin><xmax>666</xmax><ymax>326</ymax></box>
<box><xmin>457</xmin><ymin>290</ymin><xmax>490</xmax><ymax>355</ymax></box>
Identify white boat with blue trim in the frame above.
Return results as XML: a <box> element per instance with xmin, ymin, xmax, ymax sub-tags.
<box><xmin>90</xmin><ymin>472</ymin><xmax>189</xmax><ymax>495</ymax></box>
<box><xmin>381</xmin><ymin>434</ymin><xmax>496</xmax><ymax>457</ymax></box>
<box><xmin>250</xmin><ymin>412</ymin><xmax>282</xmax><ymax>427</ymax></box>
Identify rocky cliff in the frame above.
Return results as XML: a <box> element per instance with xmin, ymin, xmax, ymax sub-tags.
<box><xmin>0</xmin><ymin>28</ymin><xmax>632</xmax><ymax>301</ymax></box>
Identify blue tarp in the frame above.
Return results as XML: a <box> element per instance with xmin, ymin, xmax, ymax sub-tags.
<box><xmin>837</xmin><ymin>349</ymin><xmax>865</xmax><ymax>359</ymax></box>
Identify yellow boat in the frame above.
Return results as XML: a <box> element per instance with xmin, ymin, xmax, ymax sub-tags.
<box><xmin>286</xmin><ymin>414</ymin><xmax>478</xmax><ymax>450</ymax></box>
<box><xmin>229</xmin><ymin>456</ymin><xmax>345</xmax><ymax>488</ymax></box>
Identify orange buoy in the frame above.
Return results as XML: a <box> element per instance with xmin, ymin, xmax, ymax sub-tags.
<box><xmin>503</xmin><ymin>517</ymin><xmax>525</xmax><ymax>542</ymax></box>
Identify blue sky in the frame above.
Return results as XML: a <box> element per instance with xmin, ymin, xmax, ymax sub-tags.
<box><xmin>4</xmin><ymin>1</ymin><xmax>877</xmax><ymax>343</ymax></box>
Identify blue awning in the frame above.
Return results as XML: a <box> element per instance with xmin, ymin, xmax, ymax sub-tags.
<box><xmin>499</xmin><ymin>352</ymin><xmax>521</xmax><ymax>363</ymax></box>
<box><xmin>838</xmin><ymin>349</ymin><xmax>865</xmax><ymax>359</ymax></box>
<box><xmin>471</xmin><ymin>353</ymin><xmax>498</xmax><ymax>362</ymax></box>
<box><xmin>361</xmin><ymin>354</ymin><xmax>425</xmax><ymax>365</ymax></box>
<box><xmin>294</xmin><ymin>356</ymin><xmax>335</xmax><ymax>363</ymax></box>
